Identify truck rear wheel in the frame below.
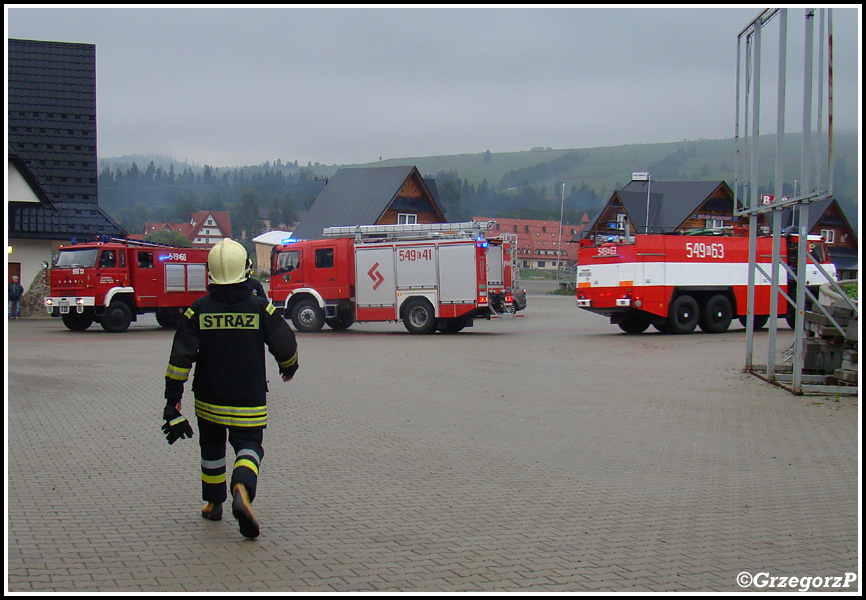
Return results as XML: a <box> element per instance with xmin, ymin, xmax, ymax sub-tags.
<box><xmin>666</xmin><ymin>294</ymin><xmax>699</xmax><ymax>334</ymax></box>
<box><xmin>291</xmin><ymin>299</ymin><xmax>325</xmax><ymax>333</ymax></box>
<box><xmin>62</xmin><ymin>311</ymin><xmax>93</xmax><ymax>332</ymax></box>
<box><xmin>739</xmin><ymin>315</ymin><xmax>769</xmax><ymax>329</ymax></box>
<box><xmin>438</xmin><ymin>316</ymin><xmax>468</xmax><ymax>333</ymax></box>
<box><xmin>700</xmin><ymin>294</ymin><xmax>733</xmax><ymax>333</ymax></box>
<box><xmin>402</xmin><ymin>297</ymin><xmax>436</xmax><ymax>334</ymax></box>
<box><xmin>326</xmin><ymin>311</ymin><xmax>355</xmax><ymax>331</ymax></box>
<box><xmin>618</xmin><ymin>313</ymin><xmax>651</xmax><ymax>334</ymax></box>
<box><xmin>101</xmin><ymin>300</ymin><xmax>132</xmax><ymax>333</ymax></box>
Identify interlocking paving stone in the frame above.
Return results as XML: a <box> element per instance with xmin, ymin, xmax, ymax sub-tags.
<box><xmin>6</xmin><ymin>296</ymin><xmax>859</xmax><ymax>592</ymax></box>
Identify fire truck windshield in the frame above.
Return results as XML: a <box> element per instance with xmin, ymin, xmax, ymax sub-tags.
<box><xmin>809</xmin><ymin>242</ymin><xmax>829</xmax><ymax>263</ymax></box>
<box><xmin>54</xmin><ymin>248</ymin><xmax>99</xmax><ymax>269</ymax></box>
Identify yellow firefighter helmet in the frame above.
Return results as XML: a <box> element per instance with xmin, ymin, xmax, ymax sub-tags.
<box><xmin>208</xmin><ymin>239</ymin><xmax>249</xmax><ymax>285</ymax></box>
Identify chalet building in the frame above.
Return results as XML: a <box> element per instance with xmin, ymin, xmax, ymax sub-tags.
<box><xmin>8</xmin><ymin>38</ymin><xmax>125</xmax><ymax>296</ymax></box>
<box><xmin>580</xmin><ymin>179</ymin><xmax>740</xmax><ymax>241</ymax></box>
<box><xmin>291</xmin><ymin>166</ymin><xmax>446</xmax><ymax>240</ymax></box>
<box><xmin>139</xmin><ymin>211</ymin><xmax>233</xmax><ymax>248</ymax></box>
<box><xmin>782</xmin><ymin>198</ymin><xmax>858</xmax><ymax>279</ymax></box>
<box><xmin>478</xmin><ymin>216</ymin><xmax>587</xmax><ymax>271</ymax></box>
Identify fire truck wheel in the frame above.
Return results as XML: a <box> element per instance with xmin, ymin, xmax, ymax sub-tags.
<box><xmin>326</xmin><ymin>312</ymin><xmax>355</xmax><ymax>331</ymax></box>
<box><xmin>618</xmin><ymin>313</ymin><xmax>651</xmax><ymax>334</ymax></box>
<box><xmin>101</xmin><ymin>300</ymin><xmax>133</xmax><ymax>333</ymax></box>
<box><xmin>291</xmin><ymin>299</ymin><xmax>325</xmax><ymax>333</ymax></box>
<box><xmin>61</xmin><ymin>311</ymin><xmax>93</xmax><ymax>331</ymax></box>
<box><xmin>402</xmin><ymin>298</ymin><xmax>436</xmax><ymax>335</ymax></box>
<box><xmin>738</xmin><ymin>315</ymin><xmax>769</xmax><ymax>330</ymax></box>
<box><xmin>700</xmin><ymin>294</ymin><xmax>733</xmax><ymax>333</ymax></box>
<box><xmin>666</xmin><ymin>294</ymin><xmax>699</xmax><ymax>334</ymax></box>
<box><xmin>438</xmin><ymin>317</ymin><xmax>467</xmax><ymax>333</ymax></box>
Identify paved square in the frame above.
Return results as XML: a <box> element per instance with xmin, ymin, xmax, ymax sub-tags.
<box><xmin>6</xmin><ymin>295</ymin><xmax>859</xmax><ymax>592</ymax></box>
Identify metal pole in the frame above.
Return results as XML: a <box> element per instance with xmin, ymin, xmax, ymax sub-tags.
<box><xmin>767</xmin><ymin>8</ymin><xmax>788</xmax><ymax>381</ymax></box>
<box><xmin>557</xmin><ymin>181</ymin><xmax>564</xmax><ymax>287</ymax></box>
<box><xmin>734</xmin><ymin>29</ymin><xmax>742</xmax><ymax>216</ymax></box>
<box><xmin>816</xmin><ymin>9</ymin><xmax>825</xmax><ymax>192</ymax></box>
<box><xmin>827</xmin><ymin>9</ymin><xmax>835</xmax><ymax>196</ymax></box>
<box><xmin>792</xmin><ymin>9</ymin><xmax>816</xmax><ymax>395</ymax></box>
<box><xmin>793</xmin><ymin>203</ymin><xmax>810</xmax><ymax>394</ymax></box>
<box><xmin>645</xmin><ymin>175</ymin><xmax>651</xmax><ymax>233</ymax></box>
<box><xmin>801</xmin><ymin>9</ymin><xmax>815</xmax><ymax>195</ymax></box>
<box><xmin>746</xmin><ymin>20</ymin><xmax>761</xmax><ymax>370</ymax></box>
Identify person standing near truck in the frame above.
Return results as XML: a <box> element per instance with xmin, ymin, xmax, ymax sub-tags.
<box><xmin>161</xmin><ymin>239</ymin><xmax>298</xmax><ymax>538</ymax></box>
<box><xmin>9</xmin><ymin>275</ymin><xmax>24</xmax><ymax>319</ymax></box>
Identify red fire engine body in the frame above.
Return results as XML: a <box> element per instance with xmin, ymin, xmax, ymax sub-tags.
<box><xmin>576</xmin><ymin>231</ymin><xmax>836</xmax><ymax>334</ymax></box>
<box><xmin>269</xmin><ymin>222</ymin><xmax>520</xmax><ymax>334</ymax></box>
<box><xmin>45</xmin><ymin>238</ymin><xmax>210</xmax><ymax>333</ymax></box>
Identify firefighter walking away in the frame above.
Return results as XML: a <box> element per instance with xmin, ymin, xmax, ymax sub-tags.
<box><xmin>162</xmin><ymin>239</ymin><xmax>298</xmax><ymax>538</ymax></box>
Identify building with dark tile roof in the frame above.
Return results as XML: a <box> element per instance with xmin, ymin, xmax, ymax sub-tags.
<box><xmin>8</xmin><ymin>38</ymin><xmax>125</xmax><ymax>292</ymax></box>
<box><xmin>292</xmin><ymin>166</ymin><xmax>446</xmax><ymax>240</ymax></box>
<box><xmin>580</xmin><ymin>179</ymin><xmax>739</xmax><ymax>240</ymax></box>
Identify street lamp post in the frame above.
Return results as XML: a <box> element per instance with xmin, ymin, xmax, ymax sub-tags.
<box><xmin>631</xmin><ymin>172</ymin><xmax>652</xmax><ymax>234</ymax></box>
<box><xmin>556</xmin><ymin>181</ymin><xmax>565</xmax><ymax>288</ymax></box>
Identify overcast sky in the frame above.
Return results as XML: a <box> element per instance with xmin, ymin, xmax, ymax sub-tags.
<box><xmin>6</xmin><ymin>5</ymin><xmax>861</xmax><ymax>168</ymax></box>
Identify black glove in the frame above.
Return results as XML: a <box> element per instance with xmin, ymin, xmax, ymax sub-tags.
<box><xmin>162</xmin><ymin>405</ymin><xmax>194</xmax><ymax>445</ymax></box>
<box><xmin>280</xmin><ymin>362</ymin><xmax>298</xmax><ymax>380</ymax></box>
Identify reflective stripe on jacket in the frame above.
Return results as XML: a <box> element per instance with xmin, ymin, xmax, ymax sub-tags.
<box><xmin>164</xmin><ymin>282</ymin><xmax>298</xmax><ymax>428</ymax></box>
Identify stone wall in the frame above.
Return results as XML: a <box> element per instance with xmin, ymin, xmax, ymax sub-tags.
<box><xmin>18</xmin><ymin>269</ymin><xmax>52</xmax><ymax>319</ymax></box>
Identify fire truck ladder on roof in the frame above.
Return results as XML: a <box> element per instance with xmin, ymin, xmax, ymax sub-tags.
<box><xmin>323</xmin><ymin>221</ymin><xmax>495</xmax><ymax>241</ymax></box>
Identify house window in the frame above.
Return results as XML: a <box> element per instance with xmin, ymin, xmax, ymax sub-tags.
<box><xmin>398</xmin><ymin>213</ymin><xmax>417</xmax><ymax>225</ymax></box>
<box><xmin>821</xmin><ymin>229</ymin><xmax>835</xmax><ymax>244</ymax></box>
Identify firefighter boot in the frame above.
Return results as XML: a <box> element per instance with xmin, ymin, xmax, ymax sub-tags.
<box><xmin>231</xmin><ymin>483</ymin><xmax>260</xmax><ymax>539</ymax></box>
<box><xmin>201</xmin><ymin>502</ymin><xmax>223</xmax><ymax>521</ymax></box>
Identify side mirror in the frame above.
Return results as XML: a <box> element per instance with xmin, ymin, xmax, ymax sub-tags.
<box><xmin>42</xmin><ymin>261</ymin><xmax>49</xmax><ymax>269</ymax></box>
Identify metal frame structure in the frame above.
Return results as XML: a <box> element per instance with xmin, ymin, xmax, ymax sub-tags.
<box><xmin>734</xmin><ymin>8</ymin><xmax>856</xmax><ymax>395</ymax></box>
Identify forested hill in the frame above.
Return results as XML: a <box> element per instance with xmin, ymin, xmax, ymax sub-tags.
<box><xmin>98</xmin><ymin>131</ymin><xmax>858</xmax><ymax>240</ymax></box>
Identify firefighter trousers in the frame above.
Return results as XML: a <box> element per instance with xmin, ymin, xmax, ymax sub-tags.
<box><xmin>197</xmin><ymin>417</ymin><xmax>264</xmax><ymax>505</ymax></box>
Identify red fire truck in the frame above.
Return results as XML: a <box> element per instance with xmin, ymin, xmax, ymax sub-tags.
<box><xmin>269</xmin><ymin>221</ymin><xmax>518</xmax><ymax>334</ymax></box>
<box><xmin>575</xmin><ymin>229</ymin><xmax>836</xmax><ymax>334</ymax></box>
<box><xmin>484</xmin><ymin>232</ymin><xmax>526</xmax><ymax>315</ymax></box>
<box><xmin>44</xmin><ymin>238</ymin><xmax>211</xmax><ymax>333</ymax></box>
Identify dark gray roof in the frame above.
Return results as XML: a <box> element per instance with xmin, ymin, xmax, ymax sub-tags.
<box><xmin>7</xmin><ymin>38</ymin><xmax>126</xmax><ymax>240</ymax></box>
<box><xmin>292</xmin><ymin>166</ymin><xmax>435</xmax><ymax>240</ymax></box>
<box><xmin>581</xmin><ymin>180</ymin><xmax>732</xmax><ymax>237</ymax></box>
<box><xmin>619</xmin><ymin>180</ymin><xmax>729</xmax><ymax>233</ymax></box>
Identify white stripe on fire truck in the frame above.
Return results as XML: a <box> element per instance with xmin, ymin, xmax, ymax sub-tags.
<box><xmin>578</xmin><ymin>261</ymin><xmax>784</xmax><ymax>288</ymax></box>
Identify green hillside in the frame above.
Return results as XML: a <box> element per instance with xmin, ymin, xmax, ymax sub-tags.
<box><xmin>98</xmin><ymin>132</ymin><xmax>859</xmax><ymax>235</ymax></box>
<box><xmin>352</xmin><ymin>133</ymin><xmax>854</xmax><ymax>197</ymax></box>
<box><xmin>335</xmin><ymin>132</ymin><xmax>858</xmax><ymax>230</ymax></box>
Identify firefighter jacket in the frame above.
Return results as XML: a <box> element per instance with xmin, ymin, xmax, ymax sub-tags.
<box><xmin>164</xmin><ymin>282</ymin><xmax>298</xmax><ymax>428</ymax></box>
